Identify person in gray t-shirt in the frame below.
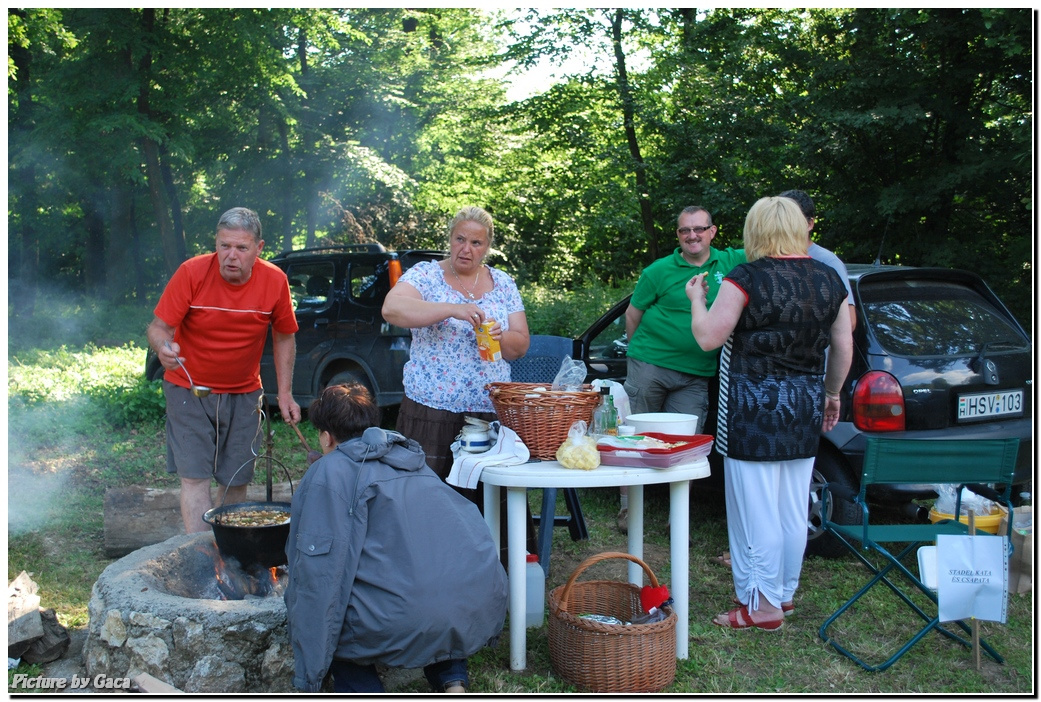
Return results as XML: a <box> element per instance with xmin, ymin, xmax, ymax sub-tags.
<box><xmin>779</xmin><ymin>190</ymin><xmax>856</xmax><ymax>332</ymax></box>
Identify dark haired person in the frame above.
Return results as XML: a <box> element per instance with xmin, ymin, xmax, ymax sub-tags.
<box><xmin>284</xmin><ymin>383</ymin><xmax>507</xmax><ymax>693</ymax></box>
<box><xmin>146</xmin><ymin>207</ymin><xmax>300</xmax><ymax>534</ymax></box>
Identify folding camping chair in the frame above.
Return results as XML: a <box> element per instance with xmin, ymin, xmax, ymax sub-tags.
<box><xmin>818</xmin><ymin>436</ymin><xmax>1019</xmax><ymax>671</ymax></box>
<box><xmin>507</xmin><ymin>335</ymin><xmax>590</xmax><ymax>577</ymax></box>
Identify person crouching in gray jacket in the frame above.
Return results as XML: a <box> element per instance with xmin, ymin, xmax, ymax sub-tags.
<box><xmin>284</xmin><ymin>383</ymin><xmax>509</xmax><ymax>693</ymax></box>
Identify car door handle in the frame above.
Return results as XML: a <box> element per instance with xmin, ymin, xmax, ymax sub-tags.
<box><xmin>314</xmin><ymin>318</ymin><xmax>329</xmax><ymax>327</ymax></box>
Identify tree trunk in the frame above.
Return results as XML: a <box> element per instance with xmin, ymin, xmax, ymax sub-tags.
<box><xmin>137</xmin><ymin>8</ymin><xmax>184</xmax><ymax>277</ymax></box>
<box><xmin>9</xmin><ymin>9</ymin><xmax>39</xmax><ymax>317</ymax></box>
<box><xmin>141</xmin><ymin>139</ymin><xmax>183</xmax><ymax>276</ymax></box>
<box><xmin>611</xmin><ymin>9</ymin><xmax>659</xmax><ymax>260</ymax></box>
<box><xmin>83</xmin><ymin>195</ymin><xmax>106</xmax><ymax>296</ymax></box>
<box><xmin>105</xmin><ymin>182</ymin><xmax>140</xmax><ymax>302</ymax></box>
<box><xmin>130</xmin><ymin>196</ymin><xmax>148</xmax><ymax>302</ymax></box>
<box><xmin>14</xmin><ymin>166</ymin><xmax>40</xmax><ymax>317</ymax></box>
<box><xmin>278</xmin><ymin>118</ymin><xmax>295</xmax><ymax>252</ymax></box>
<box><xmin>160</xmin><ymin>145</ymin><xmax>185</xmax><ymax>251</ymax></box>
<box><xmin>297</xmin><ymin>27</ymin><xmax>319</xmax><ymax>249</ymax></box>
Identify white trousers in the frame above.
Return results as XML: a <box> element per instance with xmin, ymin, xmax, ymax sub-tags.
<box><xmin>724</xmin><ymin>456</ymin><xmax>814</xmax><ymax>611</ymax></box>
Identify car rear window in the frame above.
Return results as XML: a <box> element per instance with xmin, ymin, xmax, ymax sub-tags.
<box><xmin>859</xmin><ymin>279</ymin><xmax>1028</xmax><ymax>357</ymax></box>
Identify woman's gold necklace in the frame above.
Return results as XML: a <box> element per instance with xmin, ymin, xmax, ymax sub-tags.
<box><xmin>450</xmin><ymin>263</ymin><xmax>481</xmax><ymax>300</ymax></box>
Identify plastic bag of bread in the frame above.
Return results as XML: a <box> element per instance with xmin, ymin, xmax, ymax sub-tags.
<box><xmin>555</xmin><ymin>420</ymin><xmax>600</xmax><ymax>470</ymax></box>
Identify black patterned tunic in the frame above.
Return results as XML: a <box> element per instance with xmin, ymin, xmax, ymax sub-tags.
<box><xmin>716</xmin><ymin>257</ymin><xmax>847</xmax><ymax>461</ymax></box>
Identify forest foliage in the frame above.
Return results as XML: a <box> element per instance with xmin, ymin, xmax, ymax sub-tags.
<box><xmin>8</xmin><ymin>8</ymin><xmax>1033</xmax><ymax>329</ymax></box>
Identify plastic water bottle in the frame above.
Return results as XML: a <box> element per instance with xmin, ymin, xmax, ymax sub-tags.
<box><xmin>1013</xmin><ymin>492</ymin><xmax>1032</xmax><ymax>533</ymax></box>
<box><xmin>525</xmin><ymin>553</ymin><xmax>545</xmax><ymax>628</ymax></box>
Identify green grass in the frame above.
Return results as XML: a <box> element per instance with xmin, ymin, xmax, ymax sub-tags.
<box><xmin>6</xmin><ymin>294</ymin><xmax>1035</xmax><ymax>695</ymax></box>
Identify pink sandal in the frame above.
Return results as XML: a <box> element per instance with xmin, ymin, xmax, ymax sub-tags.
<box><xmin>713</xmin><ymin>605</ymin><xmax>784</xmax><ymax>631</ymax></box>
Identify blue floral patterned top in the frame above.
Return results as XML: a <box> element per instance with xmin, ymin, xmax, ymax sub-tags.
<box><xmin>400</xmin><ymin>260</ymin><xmax>524</xmax><ymax>412</ymax></box>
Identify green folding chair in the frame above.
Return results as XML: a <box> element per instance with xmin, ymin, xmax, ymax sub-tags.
<box><xmin>818</xmin><ymin>437</ymin><xmax>1019</xmax><ymax>672</ymax></box>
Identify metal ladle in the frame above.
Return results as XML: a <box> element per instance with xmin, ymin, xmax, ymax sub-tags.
<box><xmin>163</xmin><ymin>341</ymin><xmax>211</xmax><ymax>397</ymax></box>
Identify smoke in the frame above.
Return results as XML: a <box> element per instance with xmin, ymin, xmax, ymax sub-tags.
<box><xmin>7</xmin><ymin>464</ymin><xmax>69</xmax><ymax>536</ymax></box>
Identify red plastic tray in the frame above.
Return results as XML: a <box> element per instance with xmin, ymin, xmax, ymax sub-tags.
<box><xmin>598</xmin><ymin>432</ymin><xmax>714</xmax><ymax>469</ymax></box>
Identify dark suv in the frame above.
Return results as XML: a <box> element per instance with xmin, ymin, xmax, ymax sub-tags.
<box><xmin>145</xmin><ymin>244</ymin><xmax>444</xmax><ymax>407</ymax></box>
<box><xmin>574</xmin><ymin>264</ymin><xmax>1033</xmax><ymax>557</ymax></box>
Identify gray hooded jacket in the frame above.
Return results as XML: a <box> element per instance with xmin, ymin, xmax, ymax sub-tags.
<box><xmin>284</xmin><ymin>427</ymin><xmax>508</xmax><ymax>692</ymax></box>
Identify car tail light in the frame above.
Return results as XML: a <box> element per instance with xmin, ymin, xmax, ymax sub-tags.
<box><xmin>388</xmin><ymin>254</ymin><xmax>402</xmax><ymax>287</ymax></box>
<box><xmin>852</xmin><ymin>371</ymin><xmax>906</xmax><ymax>432</ymax></box>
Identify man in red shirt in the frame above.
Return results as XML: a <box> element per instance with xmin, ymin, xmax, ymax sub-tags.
<box><xmin>146</xmin><ymin>207</ymin><xmax>301</xmax><ymax>533</ymax></box>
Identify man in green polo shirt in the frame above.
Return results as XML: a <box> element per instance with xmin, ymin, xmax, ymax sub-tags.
<box><xmin>617</xmin><ymin>205</ymin><xmax>745</xmax><ymax>532</ymax></box>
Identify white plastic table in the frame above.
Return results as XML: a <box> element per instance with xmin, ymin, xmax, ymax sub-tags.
<box><xmin>480</xmin><ymin>458</ymin><xmax>711</xmax><ymax>671</ymax></box>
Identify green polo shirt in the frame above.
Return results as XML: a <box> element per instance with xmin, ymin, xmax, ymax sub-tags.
<box><xmin>627</xmin><ymin>246</ymin><xmax>746</xmax><ymax>377</ymax></box>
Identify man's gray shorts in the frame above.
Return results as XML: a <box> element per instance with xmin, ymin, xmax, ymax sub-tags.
<box><xmin>623</xmin><ymin>357</ymin><xmax>710</xmax><ymax>433</ymax></box>
<box><xmin>164</xmin><ymin>381</ymin><xmax>264</xmax><ymax>486</ymax></box>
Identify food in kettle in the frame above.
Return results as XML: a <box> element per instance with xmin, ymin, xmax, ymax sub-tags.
<box><xmin>218</xmin><ymin>509</ymin><xmax>290</xmax><ymax>527</ymax></box>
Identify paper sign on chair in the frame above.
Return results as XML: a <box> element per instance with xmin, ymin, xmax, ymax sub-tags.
<box><xmin>936</xmin><ymin>534</ymin><xmax>1009</xmax><ymax>624</ymax></box>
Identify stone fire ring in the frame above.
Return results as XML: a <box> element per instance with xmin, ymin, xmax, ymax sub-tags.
<box><xmin>83</xmin><ymin>532</ymin><xmax>294</xmax><ymax>693</ymax></box>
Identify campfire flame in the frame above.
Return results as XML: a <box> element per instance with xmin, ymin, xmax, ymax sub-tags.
<box><xmin>195</xmin><ymin>542</ymin><xmax>287</xmax><ymax>601</ymax></box>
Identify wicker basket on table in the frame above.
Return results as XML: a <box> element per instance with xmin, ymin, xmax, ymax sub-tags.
<box><xmin>485</xmin><ymin>382</ymin><xmax>601</xmax><ymax>460</ymax></box>
<box><xmin>547</xmin><ymin>552</ymin><xmax>677</xmax><ymax>693</ymax></box>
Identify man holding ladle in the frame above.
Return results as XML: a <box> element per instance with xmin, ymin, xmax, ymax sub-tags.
<box><xmin>147</xmin><ymin>207</ymin><xmax>301</xmax><ymax>533</ymax></box>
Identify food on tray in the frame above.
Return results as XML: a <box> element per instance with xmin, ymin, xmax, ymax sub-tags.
<box><xmin>597</xmin><ymin>432</ymin><xmax>715</xmax><ymax>469</ymax></box>
<box><xmin>596</xmin><ymin>435</ymin><xmax>691</xmax><ymax>450</ymax></box>
<box><xmin>218</xmin><ymin>509</ymin><xmax>290</xmax><ymax>527</ymax></box>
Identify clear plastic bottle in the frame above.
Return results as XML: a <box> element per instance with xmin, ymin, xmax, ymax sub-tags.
<box><xmin>1013</xmin><ymin>492</ymin><xmax>1032</xmax><ymax>533</ymax></box>
<box><xmin>525</xmin><ymin>553</ymin><xmax>545</xmax><ymax>628</ymax></box>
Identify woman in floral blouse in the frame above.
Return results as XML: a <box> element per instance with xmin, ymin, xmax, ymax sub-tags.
<box><xmin>382</xmin><ymin>205</ymin><xmax>530</xmax><ymax>498</ymax></box>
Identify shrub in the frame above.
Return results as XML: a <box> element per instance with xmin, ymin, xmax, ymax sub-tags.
<box><xmin>87</xmin><ymin>377</ymin><xmax>167</xmax><ymax>427</ymax></box>
<box><xmin>520</xmin><ymin>279</ymin><xmax>635</xmax><ymax>337</ymax></box>
<box><xmin>8</xmin><ymin>343</ymin><xmax>164</xmax><ymax>432</ymax></box>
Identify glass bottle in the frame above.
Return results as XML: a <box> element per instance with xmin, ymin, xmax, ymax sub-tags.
<box><xmin>604</xmin><ymin>395</ymin><xmax>618</xmax><ymax>435</ymax></box>
<box><xmin>592</xmin><ymin>388</ymin><xmax>618</xmax><ymax>437</ymax></box>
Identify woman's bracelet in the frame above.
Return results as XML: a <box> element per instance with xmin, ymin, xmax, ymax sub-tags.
<box><xmin>825</xmin><ymin>390</ymin><xmax>841</xmax><ymax>400</ymax></box>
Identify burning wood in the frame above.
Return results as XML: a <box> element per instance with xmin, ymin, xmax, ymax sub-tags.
<box><xmin>202</xmin><ymin>542</ymin><xmax>287</xmax><ymax>601</ymax></box>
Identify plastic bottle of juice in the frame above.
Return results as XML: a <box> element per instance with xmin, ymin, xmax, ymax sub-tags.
<box><xmin>476</xmin><ymin>320</ymin><xmax>501</xmax><ymax>362</ymax></box>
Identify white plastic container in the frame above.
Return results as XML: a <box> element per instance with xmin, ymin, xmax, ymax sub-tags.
<box><xmin>458</xmin><ymin>424</ymin><xmax>492</xmax><ymax>453</ymax></box>
<box><xmin>626</xmin><ymin>412</ymin><xmax>699</xmax><ymax>435</ymax></box>
<box><xmin>525</xmin><ymin>553</ymin><xmax>545</xmax><ymax>628</ymax></box>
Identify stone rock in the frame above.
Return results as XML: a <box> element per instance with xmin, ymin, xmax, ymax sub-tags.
<box><xmin>83</xmin><ymin>533</ymin><xmax>293</xmax><ymax>693</ymax></box>
<box><xmin>99</xmin><ymin>610</ymin><xmax>127</xmax><ymax>647</ymax></box>
<box><xmin>184</xmin><ymin>655</ymin><xmax>246</xmax><ymax>693</ymax></box>
<box><xmin>171</xmin><ymin>617</ymin><xmax>203</xmax><ymax>650</ymax></box>
<box><xmin>128</xmin><ymin>611</ymin><xmax>170</xmax><ymax>630</ymax></box>
<box><xmin>21</xmin><ymin>608</ymin><xmax>70</xmax><ymax>664</ymax></box>
<box><xmin>126</xmin><ymin>632</ymin><xmax>170</xmax><ymax>676</ymax></box>
<box><xmin>261</xmin><ymin>640</ymin><xmax>295</xmax><ymax>689</ymax></box>
<box><xmin>8</xmin><ymin>571</ymin><xmax>44</xmax><ymax>657</ymax></box>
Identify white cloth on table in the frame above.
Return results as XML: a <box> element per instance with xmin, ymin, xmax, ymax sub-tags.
<box><xmin>447</xmin><ymin>424</ymin><xmax>530</xmax><ymax>490</ymax></box>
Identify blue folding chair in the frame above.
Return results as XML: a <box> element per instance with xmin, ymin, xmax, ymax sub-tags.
<box><xmin>819</xmin><ymin>436</ymin><xmax>1019</xmax><ymax>671</ymax></box>
<box><xmin>507</xmin><ymin>335</ymin><xmax>590</xmax><ymax>577</ymax></box>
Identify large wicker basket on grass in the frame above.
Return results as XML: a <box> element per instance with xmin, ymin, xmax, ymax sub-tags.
<box><xmin>485</xmin><ymin>382</ymin><xmax>601</xmax><ymax>460</ymax></box>
<box><xmin>547</xmin><ymin>552</ymin><xmax>677</xmax><ymax>693</ymax></box>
